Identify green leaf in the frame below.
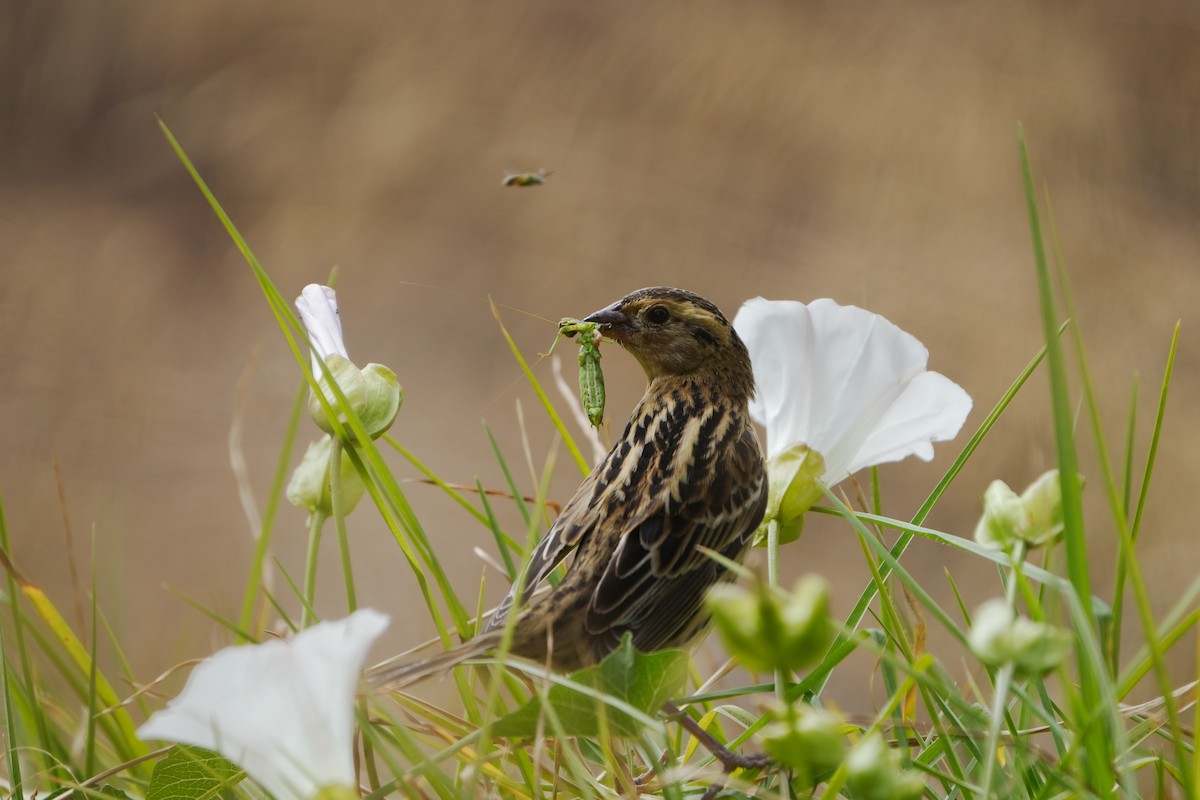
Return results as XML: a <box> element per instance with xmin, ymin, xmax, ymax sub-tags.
<box><xmin>100</xmin><ymin>786</ymin><xmax>136</xmax><ymax>800</ymax></box>
<box><xmin>490</xmin><ymin>635</ymin><xmax>687</xmax><ymax>738</ymax></box>
<box><xmin>146</xmin><ymin>745</ymin><xmax>244</xmax><ymax>800</ymax></box>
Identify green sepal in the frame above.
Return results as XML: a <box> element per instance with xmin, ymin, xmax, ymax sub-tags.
<box><xmin>286</xmin><ymin>436</ymin><xmax>366</xmax><ymax>518</ymax></box>
<box><xmin>309</xmin><ymin>356</ymin><xmax>402</xmax><ymax>440</ymax></box>
<box><xmin>754</xmin><ymin>444</ymin><xmax>826</xmax><ymax>546</ymax></box>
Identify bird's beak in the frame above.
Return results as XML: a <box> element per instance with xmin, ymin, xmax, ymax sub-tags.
<box><xmin>583</xmin><ymin>302</ymin><xmax>634</xmax><ymax>340</ymax></box>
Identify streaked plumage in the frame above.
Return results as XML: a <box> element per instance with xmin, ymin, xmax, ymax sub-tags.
<box><xmin>370</xmin><ymin>287</ymin><xmax>766</xmax><ymax>688</ymax></box>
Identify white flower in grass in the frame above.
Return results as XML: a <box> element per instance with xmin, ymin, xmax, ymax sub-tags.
<box><xmin>138</xmin><ymin>609</ymin><xmax>390</xmax><ymax>800</ymax></box>
<box><xmin>733</xmin><ymin>298</ymin><xmax>973</xmax><ymax>542</ymax></box>
<box><xmin>296</xmin><ymin>284</ymin><xmax>402</xmax><ymax>441</ymax></box>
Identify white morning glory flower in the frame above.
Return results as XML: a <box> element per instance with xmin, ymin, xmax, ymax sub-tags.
<box><xmin>733</xmin><ymin>298</ymin><xmax>972</xmax><ymax>541</ymax></box>
<box><xmin>138</xmin><ymin>609</ymin><xmax>390</xmax><ymax>800</ymax></box>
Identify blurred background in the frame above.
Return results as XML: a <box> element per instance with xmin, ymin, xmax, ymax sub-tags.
<box><xmin>3</xmin><ymin>1</ymin><xmax>1198</xmax><ymax>709</ymax></box>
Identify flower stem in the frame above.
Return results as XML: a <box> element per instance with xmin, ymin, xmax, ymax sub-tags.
<box><xmin>981</xmin><ymin>662</ymin><xmax>1014</xmax><ymax>797</ymax></box>
<box><xmin>982</xmin><ymin>540</ymin><xmax>1026</xmax><ymax>795</ymax></box>
<box><xmin>767</xmin><ymin>519</ymin><xmax>786</xmax><ymax>703</ymax></box>
<box><xmin>329</xmin><ymin>438</ymin><xmax>357</xmax><ymax>614</ymax></box>
<box><xmin>302</xmin><ymin>509</ymin><xmax>326</xmax><ymax>628</ymax></box>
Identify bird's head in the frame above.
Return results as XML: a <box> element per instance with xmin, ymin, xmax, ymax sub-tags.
<box><xmin>582</xmin><ymin>287</ymin><xmax>754</xmax><ymax>393</ymax></box>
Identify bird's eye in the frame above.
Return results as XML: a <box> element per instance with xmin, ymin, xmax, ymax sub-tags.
<box><xmin>646</xmin><ymin>305</ymin><xmax>670</xmax><ymax>325</ymax></box>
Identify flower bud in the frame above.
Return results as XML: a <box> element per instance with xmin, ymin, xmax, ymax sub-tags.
<box><xmin>968</xmin><ymin>599</ymin><xmax>1069</xmax><ymax>674</ymax></box>
<box><xmin>845</xmin><ymin>731</ymin><xmax>926</xmax><ymax>800</ymax></box>
<box><xmin>286</xmin><ymin>436</ymin><xmax>366</xmax><ymax>519</ymax></box>
<box><xmin>296</xmin><ymin>284</ymin><xmax>402</xmax><ymax>441</ymax></box>
<box><xmin>707</xmin><ymin>576</ymin><xmax>834</xmax><ymax>673</ymax></box>
<box><xmin>974</xmin><ymin>480</ymin><xmax>1029</xmax><ymax>552</ymax></box>
<box><xmin>1020</xmin><ymin>469</ymin><xmax>1066</xmax><ymax>547</ymax></box>
<box><xmin>757</xmin><ymin>444</ymin><xmax>826</xmax><ymax>545</ymax></box>
<box><xmin>308</xmin><ymin>356</ymin><xmax>402</xmax><ymax>440</ymax></box>
<box><xmin>974</xmin><ymin>470</ymin><xmax>1072</xmax><ymax>552</ymax></box>
<box><xmin>760</xmin><ymin>701</ymin><xmax>846</xmax><ymax>779</ymax></box>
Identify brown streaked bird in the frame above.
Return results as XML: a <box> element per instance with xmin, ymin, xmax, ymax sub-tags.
<box><xmin>369</xmin><ymin>287</ymin><xmax>767</xmax><ymax>688</ymax></box>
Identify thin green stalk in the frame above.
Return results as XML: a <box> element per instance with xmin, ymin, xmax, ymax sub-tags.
<box><xmin>239</xmin><ymin>378</ymin><xmax>306</xmax><ymax>632</ymax></box>
<box><xmin>0</xmin><ymin>621</ymin><xmax>22</xmax><ymax>800</ymax></box>
<box><xmin>981</xmin><ymin>663</ymin><xmax>1016</xmax><ymax>799</ymax></box>
<box><xmin>1045</xmin><ymin>187</ymin><xmax>1191</xmax><ymax>791</ymax></box>
<box><xmin>0</xmin><ymin>495</ymin><xmax>63</xmax><ymax>781</ymax></box>
<box><xmin>330</xmin><ymin>438</ymin><xmax>357</xmax><ymax>614</ymax></box>
<box><xmin>1112</xmin><ymin>324</ymin><xmax>1179</xmax><ymax>674</ymax></box>
<box><xmin>301</xmin><ymin>510</ymin><xmax>326</xmax><ymax>628</ymax></box>
<box><xmin>491</xmin><ymin>300</ymin><xmax>590</xmax><ymax>476</ymax></box>
<box><xmin>766</xmin><ymin>519</ymin><xmax>786</xmax><ymax>704</ymax></box>
<box><xmin>1018</xmin><ymin>127</ymin><xmax>1112</xmax><ymax>793</ymax></box>
<box><xmin>84</xmin><ymin>532</ymin><xmax>99</xmax><ymax>779</ymax></box>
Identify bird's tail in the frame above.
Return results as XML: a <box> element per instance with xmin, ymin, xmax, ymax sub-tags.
<box><xmin>366</xmin><ymin>631</ymin><xmax>503</xmax><ymax>691</ymax></box>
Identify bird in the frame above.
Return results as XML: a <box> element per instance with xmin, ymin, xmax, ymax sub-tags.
<box><xmin>369</xmin><ymin>287</ymin><xmax>767</xmax><ymax>689</ymax></box>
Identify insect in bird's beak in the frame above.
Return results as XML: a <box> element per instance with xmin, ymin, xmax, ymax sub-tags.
<box><xmin>582</xmin><ymin>303</ymin><xmax>633</xmax><ymax>340</ymax></box>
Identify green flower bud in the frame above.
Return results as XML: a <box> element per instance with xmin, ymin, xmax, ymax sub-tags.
<box><xmin>297</xmin><ymin>284</ymin><xmax>402</xmax><ymax>441</ymax></box>
<box><xmin>309</xmin><ymin>356</ymin><xmax>402</xmax><ymax>441</ymax></box>
<box><xmin>975</xmin><ymin>470</ymin><xmax>1074</xmax><ymax>552</ymax></box>
<box><xmin>286</xmin><ymin>436</ymin><xmax>366</xmax><ymax>519</ymax></box>
<box><xmin>974</xmin><ymin>480</ymin><xmax>1029</xmax><ymax>552</ymax></box>
<box><xmin>706</xmin><ymin>576</ymin><xmax>834</xmax><ymax>673</ymax></box>
<box><xmin>968</xmin><ymin>599</ymin><xmax>1069</xmax><ymax>675</ymax></box>
<box><xmin>846</xmin><ymin>731</ymin><xmax>925</xmax><ymax>800</ymax></box>
<box><xmin>1020</xmin><ymin>469</ymin><xmax>1066</xmax><ymax>547</ymax></box>
<box><xmin>756</xmin><ymin>444</ymin><xmax>826</xmax><ymax>546</ymax></box>
<box><xmin>760</xmin><ymin>701</ymin><xmax>846</xmax><ymax>779</ymax></box>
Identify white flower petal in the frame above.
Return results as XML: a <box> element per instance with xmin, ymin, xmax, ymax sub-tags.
<box><xmin>734</xmin><ymin>297</ymin><xmax>971</xmax><ymax>485</ymax></box>
<box><xmin>138</xmin><ymin>609</ymin><xmax>389</xmax><ymax>800</ymax></box>
<box><xmin>844</xmin><ymin>370</ymin><xmax>973</xmax><ymax>479</ymax></box>
<box><xmin>296</xmin><ymin>284</ymin><xmax>349</xmax><ymax>376</ymax></box>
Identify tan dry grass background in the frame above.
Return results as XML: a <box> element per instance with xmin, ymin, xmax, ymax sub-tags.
<box><xmin>3</xmin><ymin>1</ymin><xmax>1199</xmax><ymax>707</ymax></box>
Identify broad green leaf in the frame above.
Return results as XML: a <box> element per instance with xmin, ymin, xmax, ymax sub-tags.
<box><xmin>146</xmin><ymin>745</ymin><xmax>243</xmax><ymax>800</ymax></box>
<box><xmin>491</xmin><ymin>635</ymin><xmax>687</xmax><ymax>738</ymax></box>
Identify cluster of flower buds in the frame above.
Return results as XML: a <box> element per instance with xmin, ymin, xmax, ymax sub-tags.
<box><xmin>706</xmin><ymin>575</ymin><xmax>834</xmax><ymax>673</ymax></box>
<box><xmin>974</xmin><ymin>469</ymin><xmax>1073</xmax><ymax>553</ymax></box>
<box><xmin>968</xmin><ymin>599</ymin><xmax>1069</xmax><ymax>675</ymax></box>
<box><xmin>732</xmin><ymin>298</ymin><xmax>972</xmax><ymax>544</ymax></box>
<box><xmin>845</xmin><ymin>731</ymin><xmax>927</xmax><ymax>800</ymax></box>
<box><xmin>759</xmin><ymin>701</ymin><xmax>847</xmax><ymax>786</ymax></box>
<box><xmin>285</xmin><ymin>285</ymin><xmax>402</xmax><ymax>519</ymax></box>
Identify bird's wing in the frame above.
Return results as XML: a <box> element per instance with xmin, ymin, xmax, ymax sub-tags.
<box><xmin>584</xmin><ymin>410</ymin><xmax>767</xmax><ymax>651</ymax></box>
<box><xmin>482</xmin><ymin>468</ymin><xmax>605</xmax><ymax>634</ymax></box>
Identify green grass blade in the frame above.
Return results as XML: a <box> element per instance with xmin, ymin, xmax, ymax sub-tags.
<box><xmin>0</xmin><ymin>494</ymin><xmax>66</xmax><ymax>782</ymax></box>
<box><xmin>484</xmin><ymin>422</ymin><xmax>532</xmax><ymax>529</ymax></box>
<box><xmin>490</xmin><ymin>301</ymin><xmax>590</xmax><ymax>476</ymax></box>
<box><xmin>1</xmin><ymin>621</ymin><xmax>23</xmax><ymax>800</ymax></box>
<box><xmin>238</xmin><ymin>377</ymin><xmax>305</xmax><ymax>632</ymax></box>
<box><xmin>1018</xmin><ymin>126</ymin><xmax>1114</xmax><ymax>794</ymax></box>
<box><xmin>84</xmin><ymin>536</ymin><xmax>99</xmax><ymax>778</ymax></box>
<box><xmin>1045</xmin><ymin>187</ymin><xmax>1192</xmax><ymax>790</ymax></box>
